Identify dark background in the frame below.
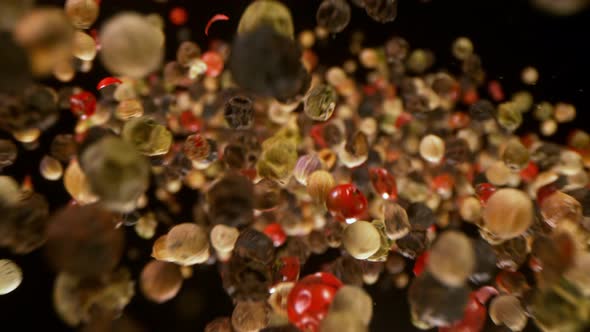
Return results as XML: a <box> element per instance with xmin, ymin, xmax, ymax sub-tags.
<box><xmin>1</xmin><ymin>0</ymin><xmax>589</xmax><ymax>331</ymax></box>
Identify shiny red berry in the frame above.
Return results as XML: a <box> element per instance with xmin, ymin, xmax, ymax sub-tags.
<box><xmin>264</xmin><ymin>223</ymin><xmax>287</xmax><ymax>247</ymax></box>
<box><xmin>369</xmin><ymin>167</ymin><xmax>398</xmax><ymax>200</ymax></box>
<box><xmin>70</xmin><ymin>91</ymin><xmax>96</xmax><ymax>118</ymax></box>
<box><xmin>326</xmin><ymin>184</ymin><xmax>368</xmax><ymax>223</ymax></box>
<box><xmin>287</xmin><ymin>272</ymin><xmax>343</xmax><ymax>332</ymax></box>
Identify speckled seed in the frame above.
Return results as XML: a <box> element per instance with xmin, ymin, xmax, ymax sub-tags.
<box><xmin>382</xmin><ymin>201</ymin><xmax>410</xmax><ymax>240</ymax></box>
<box><xmin>304</xmin><ymin>84</ymin><xmax>337</xmax><ymax>121</ymax></box>
<box><xmin>419</xmin><ymin>135</ymin><xmax>445</xmax><ymax>164</ymax></box>
<box><xmin>0</xmin><ymin>259</ymin><xmax>22</xmax><ymax>295</ymax></box>
<box><xmin>426</xmin><ymin>231</ymin><xmax>475</xmax><ymax>287</ymax></box>
<box><xmin>482</xmin><ymin>188</ymin><xmax>533</xmax><ymax>240</ymax></box>
<box><xmin>342</xmin><ymin>220</ymin><xmax>381</xmax><ymax>260</ymax></box>
<box><xmin>231</xmin><ymin>301</ymin><xmax>269</xmax><ymax>332</ymax></box>
<box><xmin>65</xmin><ymin>0</ymin><xmax>99</xmax><ymax>29</ymax></box>
<box><xmin>210</xmin><ymin>224</ymin><xmax>240</xmax><ymax>253</ymax></box>
<box><xmin>165</xmin><ymin>223</ymin><xmax>209</xmax><ymax>265</ymax></box>
<box><xmin>307</xmin><ymin>170</ymin><xmax>335</xmax><ymax>205</ymax></box>
<box><xmin>489</xmin><ymin>295</ymin><xmax>528</xmax><ymax>331</ymax></box>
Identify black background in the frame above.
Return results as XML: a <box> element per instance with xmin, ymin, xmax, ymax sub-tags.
<box><xmin>1</xmin><ymin>0</ymin><xmax>589</xmax><ymax>331</ymax></box>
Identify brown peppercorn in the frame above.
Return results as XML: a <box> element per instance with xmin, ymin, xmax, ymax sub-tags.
<box><xmin>234</xmin><ymin>228</ymin><xmax>275</xmax><ymax>265</ymax></box>
<box><xmin>140</xmin><ymin>260</ymin><xmax>183</xmax><ymax>303</ymax></box>
<box><xmin>231</xmin><ymin>301</ymin><xmax>269</xmax><ymax>332</ymax></box>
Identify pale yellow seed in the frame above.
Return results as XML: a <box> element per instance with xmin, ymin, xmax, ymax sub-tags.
<box><xmin>298</xmin><ymin>30</ymin><xmax>316</xmax><ymax>49</ymax></box>
<box><xmin>342</xmin><ymin>220</ymin><xmax>381</xmax><ymax>260</ymax></box>
<box><xmin>427</xmin><ymin>231</ymin><xmax>475</xmax><ymax>287</ymax></box>
<box><xmin>419</xmin><ymin>134</ymin><xmax>445</xmax><ymax>164</ymax></box>
<box><xmin>483</xmin><ymin>188</ymin><xmax>533</xmax><ymax>240</ymax></box>
<box><xmin>72</xmin><ymin>30</ymin><xmax>96</xmax><ymax>61</ymax></box>
<box><xmin>40</xmin><ymin>155</ymin><xmax>63</xmax><ymax>181</ymax></box>
<box><xmin>521</xmin><ymin>66</ymin><xmax>539</xmax><ymax>85</ymax></box>
<box><xmin>0</xmin><ymin>259</ymin><xmax>22</xmax><ymax>295</ymax></box>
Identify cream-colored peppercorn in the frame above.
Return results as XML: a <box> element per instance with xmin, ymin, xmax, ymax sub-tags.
<box><xmin>72</xmin><ymin>30</ymin><xmax>96</xmax><ymax>61</ymax></box>
<box><xmin>342</xmin><ymin>220</ymin><xmax>381</xmax><ymax>260</ymax></box>
<box><xmin>165</xmin><ymin>223</ymin><xmax>209</xmax><ymax>265</ymax></box>
<box><xmin>426</xmin><ymin>231</ymin><xmax>475</xmax><ymax>287</ymax></box>
<box><xmin>482</xmin><ymin>188</ymin><xmax>533</xmax><ymax>240</ymax></box>
<box><xmin>419</xmin><ymin>135</ymin><xmax>445</xmax><ymax>164</ymax></box>
<box><xmin>329</xmin><ymin>285</ymin><xmax>373</xmax><ymax>326</ymax></box>
<box><xmin>0</xmin><ymin>259</ymin><xmax>22</xmax><ymax>295</ymax></box>
<box><xmin>40</xmin><ymin>155</ymin><xmax>63</xmax><ymax>181</ymax></box>
<box><xmin>64</xmin><ymin>159</ymin><xmax>98</xmax><ymax>204</ymax></box>
<box><xmin>489</xmin><ymin>295</ymin><xmax>528</xmax><ymax>331</ymax></box>
<box><xmin>210</xmin><ymin>224</ymin><xmax>240</xmax><ymax>253</ymax></box>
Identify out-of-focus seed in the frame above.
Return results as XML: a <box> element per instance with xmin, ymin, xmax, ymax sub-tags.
<box><xmin>482</xmin><ymin>188</ymin><xmax>533</xmax><ymax>240</ymax></box>
<box><xmin>329</xmin><ymin>285</ymin><xmax>373</xmax><ymax>326</ymax></box>
<box><xmin>316</xmin><ymin>0</ymin><xmax>351</xmax><ymax>34</ymax></box>
<box><xmin>72</xmin><ymin>31</ymin><xmax>96</xmax><ymax>61</ymax></box>
<box><xmin>140</xmin><ymin>260</ymin><xmax>183</xmax><ymax>303</ymax></box>
<box><xmin>419</xmin><ymin>134</ymin><xmax>445</xmax><ymax>164</ymax></box>
<box><xmin>65</xmin><ymin>0</ymin><xmax>99</xmax><ymax>29</ymax></box>
<box><xmin>426</xmin><ymin>231</ymin><xmax>475</xmax><ymax>287</ymax></box>
<box><xmin>489</xmin><ymin>295</ymin><xmax>527</xmax><ymax>331</ymax></box>
<box><xmin>40</xmin><ymin>155</ymin><xmax>63</xmax><ymax>181</ymax></box>
<box><xmin>452</xmin><ymin>37</ymin><xmax>474</xmax><ymax>61</ymax></box>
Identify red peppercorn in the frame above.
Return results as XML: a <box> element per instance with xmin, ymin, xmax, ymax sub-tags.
<box><xmin>413</xmin><ymin>251</ymin><xmax>429</xmax><ymax>276</ymax></box>
<box><xmin>169</xmin><ymin>7</ymin><xmax>188</xmax><ymax>26</ymax></box>
<box><xmin>536</xmin><ymin>184</ymin><xmax>557</xmax><ymax>205</ymax></box>
<box><xmin>488</xmin><ymin>80</ymin><xmax>504</xmax><ymax>102</ymax></box>
<box><xmin>462</xmin><ymin>88</ymin><xmax>479</xmax><ymax>105</ymax></box>
<box><xmin>519</xmin><ymin>161</ymin><xmax>538</xmax><ymax>183</ymax></box>
<box><xmin>432</xmin><ymin>173</ymin><xmax>455</xmax><ymax>194</ymax></box>
<box><xmin>475</xmin><ymin>183</ymin><xmax>496</xmax><ymax>206</ymax></box>
<box><xmin>263</xmin><ymin>223</ymin><xmax>287</xmax><ymax>247</ymax></box>
<box><xmin>439</xmin><ymin>293</ymin><xmax>486</xmax><ymax>332</ymax></box>
<box><xmin>275</xmin><ymin>256</ymin><xmax>300</xmax><ymax>284</ymax></box>
<box><xmin>201</xmin><ymin>51</ymin><xmax>224</xmax><ymax>77</ymax></box>
<box><xmin>395</xmin><ymin>112</ymin><xmax>413</xmax><ymax>128</ymax></box>
<box><xmin>69</xmin><ymin>91</ymin><xmax>96</xmax><ymax>119</ymax></box>
<box><xmin>179</xmin><ymin>110</ymin><xmax>203</xmax><ymax>133</ymax></box>
<box><xmin>326</xmin><ymin>184</ymin><xmax>368</xmax><ymax>223</ymax></box>
<box><xmin>310</xmin><ymin>124</ymin><xmax>328</xmax><ymax>149</ymax></box>
<box><xmin>96</xmin><ymin>77</ymin><xmax>122</xmax><ymax>90</ymax></box>
<box><xmin>473</xmin><ymin>286</ymin><xmax>498</xmax><ymax>304</ymax></box>
<box><xmin>287</xmin><ymin>272</ymin><xmax>343</xmax><ymax>332</ymax></box>
<box><xmin>449</xmin><ymin>112</ymin><xmax>470</xmax><ymax>129</ymax></box>
<box><xmin>369</xmin><ymin>167</ymin><xmax>398</xmax><ymax>200</ymax></box>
